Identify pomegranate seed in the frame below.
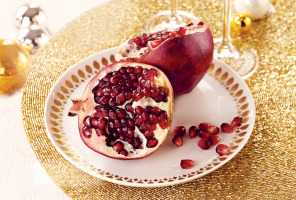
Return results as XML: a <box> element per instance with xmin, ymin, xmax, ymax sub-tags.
<box><xmin>113</xmin><ymin>141</ymin><xmax>124</xmax><ymax>152</ymax></box>
<box><xmin>127</xmin><ymin>66</ymin><xmax>134</xmax><ymax>73</ymax></box>
<box><xmin>114</xmin><ymin>119</ymin><xmax>120</xmax><ymax>128</ymax></box>
<box><xmin>209</xmin><ymin>135</ymin><xmax>220</xmax><ymax>145</ymax></box>
<box><xmin>208</xmin><ymin>125</ymin><xmax>219</xmax><ymax>135</ymax></box>
<box><xmin>188</xmin><ymin>126</ymin><xmax>198</xmax><ymax>138</ymax></box>
<box><xmin>216</xmin><ymin>144</ymin><xmax>230</xmax><ymax>156</ymax></box>
<box><xmin>119</xmin><ymin>67</ymin><xmax>127</xmax><ymax>74</ymax></box>
<box><xmin>83</xmin><ymin>116</ymin><xmax>92</xmax><ymax>128</ymax></box>
<box><xmin>109</xmin><ymin>98</ymin><xmax>116</xmax><ymax>106</ymax></box>
<box><xmin>135</xmin><ymin>106</ymin><xmax>144</xmax><ymax>115</ymax></box>
<box><xmin>221</xmin><ymin>123</ymin><xmax>233</xmax><ymax>133</ymax></box>
<box><xmin>82</xmin><ymin>127</ymin><xmax>92</xmax><ymax>138</ymax></box>
<box><xmin>133</xmin><ymin>137</ymin><xmax>142</xmax><ymax>149</ymax></box>
<box><xmin>126</xmin><ymin>129</ymin><xmax>134</xmax><ymax>137</ymax></box>
<box><xmin>168</xmin><ymin>32</ymin><xmax>177</xmax><ymax>37</ymax></box>
<box><xmin>198</xmin><ymin>130</ymin><xmax>211</xmax><ymax>139</ymax></box>
<box><xmin>116</xmin><ymin>93</ymin><xmax>125</xmax><ymax>105</ymax></box>
<box><xmin>134</xmin><ymin>66</ymin><xmax>143</xmax><ymax>74</ymax></box>
<box><xmin>198</xmin><ymin>123</ymin><xmax>211</xmax><ymax>131</ymax></box>
<box><xmin>116</xmin><ymin>108</ymin><xmax>126</xmax><ymax>118</ymax></box>
<box><xmin>147</xmin><ymin>138</ymin><xmax>158</xmax><ymax>148</ymax></box>
<box><xmin>105</xmin><ymin>134</ymin><xmax>112</xmax><ymax>145</ymax></box>
<box><xmin>108</xmin><ymin>110</ymin><xmax>116</xmax><ymax>120</ymax></box>
<box><xmin>93</xmin><ymin>111</ymin><xmax>102</xmax><ymax>119</ymax></box>
<box><xmin>125</xmin><ymin>103</ymin><xmax>134</xmax><ymax>112</ymax></box>
<box><xmin>176</xmin><ymin>27</ymin><xmax>186</xmax><ymax>36</ymax></box>
<box><xmin>150</xmin><ymin>40</ymin><xmax>162</xmax><ymax>48</ymax></box>
<box><xmin>119</xmin><ymin>149</ymin><xmax>128</xmax><ymax>156</ymax></box>
<box><xmin>151</xmin><ymin>107</ymin><xmax>160</xmax><ymax>115</ymax></box>
<box><xmin>136</xmin><ymin>116</ymin><xmax>143</xmax><ymax>124</ymax></box>
<box><xmin>101</xmin><ymin>107</ymin><xmax>108</xmax><ymax>117</ymax></box>
<box><xmin>159</xmin><ymin>118</ymin><xmax>169</xmax><ymax>129</ymax></box>
<box><xmin>150</xmin><ymin>68</ymin><xmax>158</xmax><ymax>77</ymax></box>
<box><xmin>91</xmin><ymin>117</ymin><xmax>107</xmax><ymax>129</ymax></box>
<box><xmin>150</xmin><ymin>87</ymin><xmax>160</xmax><ymax>98</ymax></box>
<box><xmin>119</xmin><ymin>133</ymin><xmax>126</xmax><ymax>141</ymax></box>
<box><xmin>95</xmin><ymin>129</ymin><xmax>105</xmax><ymax>136</ymax></box>
<box><xmin>133</xmin><ymin>36</ymin><xmax>142</xmax><ymax>45</ymax></box>
<box><xmin>231</xmin><ymin>117</ymin><xmax>243</xmax><ymax>127</ymax></box>
<box><xmin>172</xmin><ymin>135</ymin><xmax>183</xmax><ymax>147</ymax></box>
<box><xmin>180</xmin><ymin>159</ymin><xmax>195</xmax><ymax>169</ymax></box>
<box><xmin>150</xmin><ymin>124</ymin><xmax>156</xmax><ymax>131</ymax></box>
<box><xmin>197</xmin><ymin>139</ymin><xmax>210</xmax><ymax>150</ymax></box>
<box><xmin>144</xmin><ymin>130</ymin><xmax>154</xmax><ymax>139</ymax></box>
<box><xmin>145</xmin><ymin>106</ymin><xmax>152</xmax><ymax>112</ymax></box>
<box><xmin>173</xmin><ymin>126</ymin><xmax>186</xmax><ymax>137</ymax></box>
<box><xmin>127</xmin><ymin>119</ymin><xmax>135</xmax><ymax>127</ymax></box>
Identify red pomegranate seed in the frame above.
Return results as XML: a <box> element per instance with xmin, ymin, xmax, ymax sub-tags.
<box><xmin>83</xmin><ymin>116</ymin><xmax>92</xmax><ymax>128</ymax></box>
<box><xmin>82</xmin><ymin>127</ymin><xmax>92</xmax><ymax>138</ymax></box>
<box><xmin>207</xmin><ymin>125</ymin><xmax>220</xmax><ymax>135</ymax></box>
<box><xmin>209</xmin><ymin>135</ymin><xmax>220</xmax><ymax>145</ymax></box>
<box><xmin>198</xmin><ymin>130</ymin><xmax>211</xmax><ymax>139</ymax></box>
<box><xmin>101</xmin><ymin>107</ymin><xmax>108</xmax><ymax>117</ymax></box>
<box><xmin>147</xmin><ymin>138</ymin><xmax>158</xmax><ymax>148</ymax></box>
<box><xmin>150</xmin><ymin>40</ymin><xmax>162</xmax><ymax>48</ymax></box>
<box><xmin>144</xmin><ymin>130</ymin><xmax>154</xmax><ymax>139</ymax></box>
<box><xmin>151</xmin><ymin>106</ymin><xmax>160</xmax><ymax>115</ymax></box>
<box><xmin>198</xmin><ymin>123</ymin><xmax>211</xmax><ymax>131</ymax></box>
<box><xmin>150</xmin><ymin>68</ymin><xmax>158</xmax><ymax>77</ymax></box>
<box><xmin>150</xmin><ymin>124</ymin><xmax>156</xmax><ymax>131</ymax></box>
<box><xmin>135</xmin><ymin>106</ymin><xmax>144</xmax><ymax>115</ymax></box>
<box><xmin>188</xmin><ymin>126</ymin><xmax>198</xmax><ymax>138</ymax></box>
<box><xmin>197</xmin><ymin>139</ymin><xmax>210</xmax><ymax>150</ymax></box>
<box><xmin>136</xmin><ymin>116</ymin><xmax>143</xmax><ymax>124</ymax></box>
<box><xmin>159</xmin><ymin>118</ymin><xmax>169</xmax><ymax>129</ymax></box>
<box><xmin>125</xmin><ymin>103</ymin><xmax>134</xmax><ymax>112</ymax></box>
<box><xmin>116</xmin><ymin>108</ymin><xmax>126</xmax><ymax>118</ymax></box>
<box><xmin>221</xmin><ymin>123</ymin><xmax>233</xmax><ymax>133</ymax></box>
<box><xmin>173</xmin><ymin>126</ymin><xmax>186</xmax><ymax>137</ymax></box>
<box><xmin>133</xmin><ymin>36</ymin><xmax>142</xmax><ymax>45</ymax></box>
<box><xmin>126</xmin><ymin>129</ymin><xmax>134</xmax><ymax>137</ymax></box>
<box><xmin>150</xmin><ymin>87</ymin><xmax>160</xmax><ymax>98</ymax></box>
<box><xmin>180</xmin><ymin>159</ymin><xmax>195</xmax><ymax>169</ymax></box>
<box><xmin>112</xmin><ymin>141</ymin><xmax>124</xmax><ymax>152</ymax></box>
<box><xmin>133</xmin><ymin>137</ymin><xmax>142</xmax><ymax>149</ymax></box>
<box><xmin>91</xmin><ymin>117</ymin><xmax>107</xmax><ymax>130</ymax></box>
<box><xmin>172</xmin><ymin>135</ymin><xmax>183</xmax><ymax>147</ymax></box>
<box><xmin>119</xmin><ymin>133</ymin><xmax>126</xmax><ymax>140</ymax></box>
<box><xmin>96</xmin><ymin>129</ymin><xmax>106</xmax><ymax>136</ymax></box>
<box><xmin>216</xmin><ymin>144</ymin><xmax>230</xmax><ymax>156</ymax></box>
<box><xmin>127</xmin><ymin>66</ymin><xmax>134</xmax><ymax>73</ymax></box>
<box><xmin>176</xmin><ymin>27</ymin><xmax>186</xmax><ymax>36</ymax></box>
<box><xmin>119</xmin><ymin>149</ymin><xmax>128</xmax><ymax>156</ymax></box>
<box><xmin>116</xmin><ymin>93</ymin><xmax>125</xmax><ymax>105</ymax></box>
<box><xmin>231</xmin><ymin>117</ymin><xmax>243</xmax><ymax>127</ymax></box>
<box><xmin>114</xmin><ymin>119</ymin><xmax>120</xmax><ymax>128</ymax></box>
<box><xmin>127</xmin><ymin>119</ymin><xmax>135</xmax><ymax>127</ymax></box>
<box><xmin>108</xmin><ymin>110</ymin><xmax>116</xmax><ymax>120</ymax></box>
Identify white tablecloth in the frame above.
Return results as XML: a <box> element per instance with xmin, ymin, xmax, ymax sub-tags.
<box><xmin>0</xmin><ymin>0</ymin><xmax>110</xmax><ymax>199</ymax></box>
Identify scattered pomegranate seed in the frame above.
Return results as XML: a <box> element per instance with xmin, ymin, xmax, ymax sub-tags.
<box><xmin>172</xmin><ymin>135</ymin><xmax>183</xmax><ymax>147</ymax></box>
<box><xmin>188</xmin><ymin>126</ymin><xmax>198</xmax><ymax>138</ymax></box>
<box><xmin>180</xmin><ymin>159</ymin><xmax>195</xmax><ymax>169</ymax></box>
<box><xmin>209</xmin><ymin>135</ymin><xmax>220</xmax><ymax>145</ymax></box>
<box><xmin>221</xmin><ymin>123</ymin><xmax>233</xmax><ymax>133</ymax></box>
<box><xmin>197</xmin><ymin>139</ymin><xmax>210</xmax><ymax>150</ymax></box>
<box><xmin>207</xmin><ymin>125</ymin><xmax>219</xmax><ymax>135</ymax></box>
<box><xmin>198</xmin><ymin>130</ymin><xmax>211</xmax><ymax>139</ymax></box>
<box><xmin>216</xmin><ymin>144</ymin><xmax>230</xmax><ymax>156</ymax></box>
<box><xmin>198</xmin><ymin>123</ymin><xmax>211</xmax><ymax>131</ymax></box>
<box><xmin>112</xmin><ymin>141</ymin><xmax>124</xmax><ymax>152</ymax></box>
<box><xmin>231</xmin><ymin>117</ymin><xmax>243</xmax><ymax>127</ymax></box>
<box><xmin>173</xmin><ymin>126</ymin><xmax>186</xmax><ymax>137</ymax></box>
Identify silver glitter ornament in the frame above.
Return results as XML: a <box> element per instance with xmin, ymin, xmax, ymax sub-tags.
<box><xmin>15</xmin><ymin>3</ymin><xmax>47</xmax><ymax>29</ymax></box>
<box><xmin>17</xmin><ymin>25</ymin><xmax>51</xmax><ymax>54</ymax></box>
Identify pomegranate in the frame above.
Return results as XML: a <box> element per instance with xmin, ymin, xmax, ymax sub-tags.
<box><xmin>216</xmin><ymin>144</ymin><xmax>230</xmax><ymax>156</ymax></box>
<box><xmin>115</xmin><ymin>21</ymin><xmax>214</xmax><ymax>96</ymax></box>
<box><xmin>68</xmin><ymin>62</ymin><xmax>174</xmax><ymax>160</ymax></box>
<box><xmin>221</xmin><ymin>123</ymin><xmax>233</xmax><ymax>133</ymax></box>
<box><xmin>188</xmin><ymin>126</ymin><xmax>198</xmax><ymax>138</ymax></box>
<box><xmin>231</xmin><ymin>117</ymin><xmax>243</xmax><ymax>127</ymax></box>
<box><xmin>172</xmin><ymin>135</ymin><xmax>183</xmax><ymax>147</ymax></box>
<box><xmin>180</xmin><ymin>159</ymin><xmax>195</xmax><ymax>169</ymax></box>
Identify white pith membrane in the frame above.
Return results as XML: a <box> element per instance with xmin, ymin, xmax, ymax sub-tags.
<box><xmin>69</xmin><ymin>62</ymin><xmax>173</xmax><ymax>159</ymax></box>
<box><xmin>115</xmin><ymin>21</ymin><xmax>208</xmax><ymax>61</ymax></box>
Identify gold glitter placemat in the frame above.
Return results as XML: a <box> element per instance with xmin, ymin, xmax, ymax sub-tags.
<box><xmin>22</xmin><ymin>0</ymin><xmax>296</xmax><ymax>199</ymax></box>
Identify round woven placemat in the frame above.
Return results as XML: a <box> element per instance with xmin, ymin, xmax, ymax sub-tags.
<box><xmin>22</xmin><ymin>0</ymin><xmax>296</xmax><ymax>199</ymax></box>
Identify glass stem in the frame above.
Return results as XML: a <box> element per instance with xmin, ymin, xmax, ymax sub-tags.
<box><xmin>171</xmin><ymin>0</ymin><xmax>178</xmax><ymax>15</ymax></box>
<box><xmin>221</xmin><ymin>0</ymin><xmax>231</xmax><ymax>46</ymax></box>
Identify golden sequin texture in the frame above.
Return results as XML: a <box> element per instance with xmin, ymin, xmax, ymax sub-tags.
<box><xmin>22</xmin><ymin>0</ymin><xmax>296</xmax><ymax>199</ymax></box>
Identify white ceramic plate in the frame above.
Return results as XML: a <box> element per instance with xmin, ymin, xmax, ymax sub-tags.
<box><xmin>44</xmin><ymin>47</ymin><xmax>255</xmax><ymax>187</ymax></box>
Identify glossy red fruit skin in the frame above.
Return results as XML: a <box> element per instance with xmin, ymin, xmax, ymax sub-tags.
<box><xmin>180</xmin><ymin>159</ymin><xmax>195</xmax><ymax>169</ymax></box>
<box><xmin>116</xmin><ymin>23</ymin><xmax>214</xmax><ymax>96</ymax></box>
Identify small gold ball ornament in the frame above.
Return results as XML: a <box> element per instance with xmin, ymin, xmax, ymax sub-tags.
<box><xmin>0</xmin><ymin>39</ymin><xmax>31</xmax><ymax>94</ymax></box>
<box><xmin>231</xmin><ymin>15</ymin><xmax>252</xmax><ymax>33</ymax></box>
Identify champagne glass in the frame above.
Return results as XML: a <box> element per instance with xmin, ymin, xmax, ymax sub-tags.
<box><xmin>214</xmin><ymin>0</ymin><xmax>258</xmax><ymax>78</ymax></box>
<box><xmin>142</xmin><ymin>0</ymin><xmax>199</xmax><ymax>33</ymax></box>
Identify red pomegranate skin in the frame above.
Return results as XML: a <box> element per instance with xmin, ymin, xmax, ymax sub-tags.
<box><xmin>116</xmin><ymin>24</ymin><xmax>214</xmax><ymax>96</ymax></box>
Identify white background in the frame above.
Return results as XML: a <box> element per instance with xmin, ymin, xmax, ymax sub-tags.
<box><xmin>0</xmin><ymin>0</ymin><xmax>110</xmax><ymax>199</ymax></box>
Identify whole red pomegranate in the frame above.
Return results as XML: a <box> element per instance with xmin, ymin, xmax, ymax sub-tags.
<box><xmin>68</xmin><ymin>62</ymin><xmax>174</xmax><ymax>160</ymax></box>
<box><xmin>115</xmin><ymin>21</ymin><xmax>214</xmax><ymax>96</ymax></box>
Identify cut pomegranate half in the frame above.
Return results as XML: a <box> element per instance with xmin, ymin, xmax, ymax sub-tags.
<box><xmin>68</xmin><ymin>62</ymin><xmax>174</xmax><ymax>160</ymax></box>
<box><xmin>115</xmin><ymin>21</ymin><xmax>214</xmax><ymax>96</ymax></box>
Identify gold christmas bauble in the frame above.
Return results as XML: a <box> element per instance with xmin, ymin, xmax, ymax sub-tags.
<box><xmin>231</xmin><ymin>15</ymin><xmax>252</xmax><ymax>33</ymax></box>
<box><xmin>0</xmin><ymin>39</ymin><xmax>31</xmax><ymax>94</ymax></box>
